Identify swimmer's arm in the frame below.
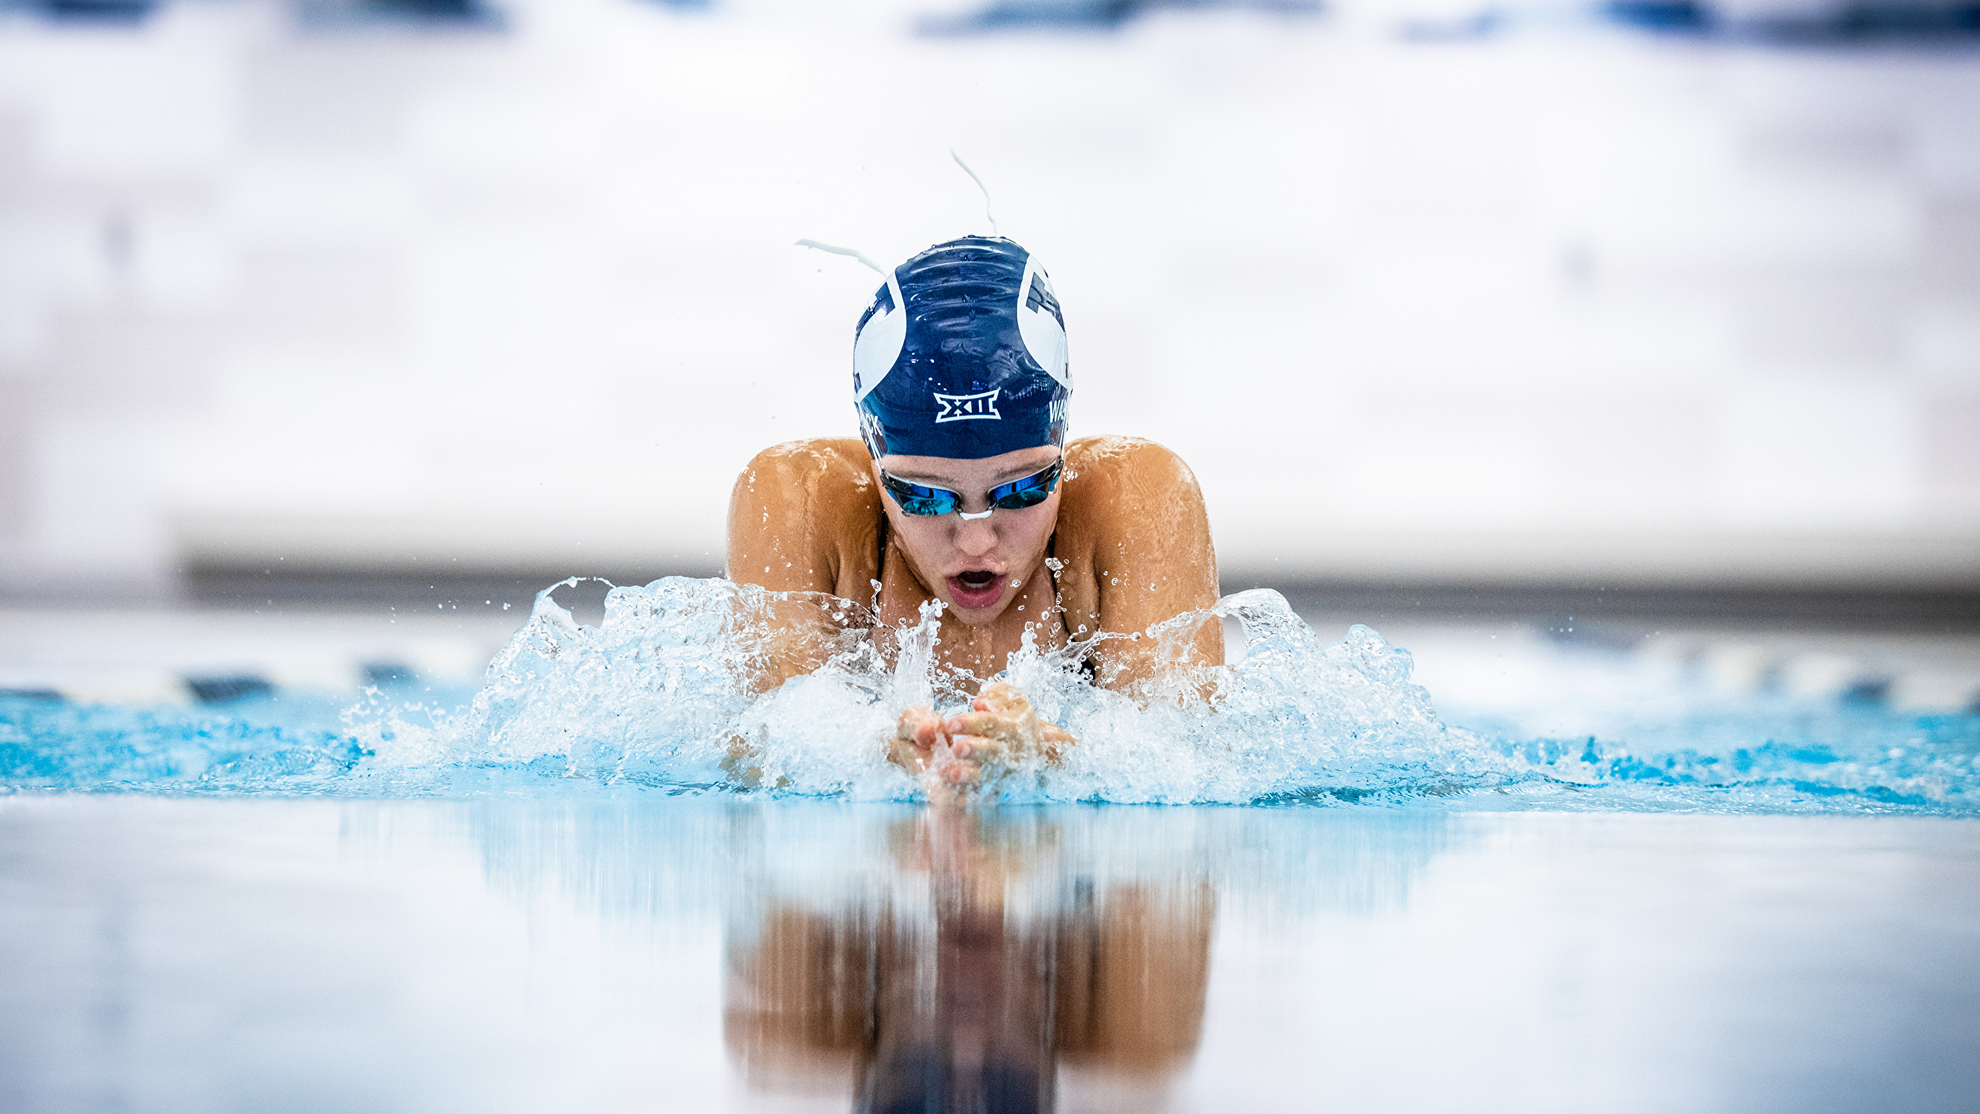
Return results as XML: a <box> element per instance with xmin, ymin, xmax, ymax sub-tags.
<box><xmin>1059</xmin><ymin>437</ymin><xmax>1223</xmax><ymax>693</ymax></box>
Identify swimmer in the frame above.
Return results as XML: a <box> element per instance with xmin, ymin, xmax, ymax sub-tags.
<box><xmin>728</xmin><ymin>235</ymin><xmax>1220</xmax><ymax>791</ymax></box>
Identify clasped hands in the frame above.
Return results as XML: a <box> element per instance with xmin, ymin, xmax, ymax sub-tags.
<box><xmin>886</xmin><ymin>681</ymin><xmax>1074</xmax><ymax>795</ymax></box>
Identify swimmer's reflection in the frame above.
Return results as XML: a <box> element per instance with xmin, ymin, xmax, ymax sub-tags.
<box><xmin>726</xmin><ymin>810</ymin><xmax>1213</xmax><ymax>1111</ymax></box>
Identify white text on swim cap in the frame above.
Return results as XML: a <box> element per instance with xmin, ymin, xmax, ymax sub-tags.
<box><xmin>934</xmin><ymin>389</ymin><xmax>1002</xmax><ymax>423</ymax></box>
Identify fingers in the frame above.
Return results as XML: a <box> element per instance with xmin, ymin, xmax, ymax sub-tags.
<box><xmin>896</xmin><ymin>707</ymin><xmax>944</xmax><ymax>748</ymax></box>
<box><xmin>889</xmin><ymin>706</ymin><xmax>945</xmax><ymax>774</ymax></box>
<box><xmin>944</xmin><ymin>711</ymin><xmax>1027</xmax><ymax>742</ymax></box>
<box><xmin>918</xmin><ymin>734</ymin><xmax>1010</xmax><ymax>793</ymax></box>
<box><xmin>937</xmin><ymin>757</ymin><xmax>983</xmax><ymax>787</ymax></box>
<box><xmin>885</xmin><ymin>734</ymin><xmax>925</xmax><ymax>774</ymax></box>
<box><xmin>1038</xmin><ymin>722</ymin><xmax>1074</xmax><ymax>762</ymax></box>
<box><xmin>972</xmin><ymin>681</ymin><xmax>1027</xmax><ymax>715</ymax></box>
<box><xmin>951</xmin><ymin>681</ymin><xmax>1074</xmax><ymax>765</ymax></box>
<box><xmin>946</xmin><ymin>733</ymin><xmax>1011</xmax><ymax>764</ymax></box>
<box><xmin>894</xmin><ymin>691</ymin><xmax>1072</xmax><ymax>790</ymax></box>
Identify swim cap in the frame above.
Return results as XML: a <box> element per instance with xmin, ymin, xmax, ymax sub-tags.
<box><xmin>852</xmin><ymin>236</ymin><xmax>1071</xmax><ymax>460</ymax></box>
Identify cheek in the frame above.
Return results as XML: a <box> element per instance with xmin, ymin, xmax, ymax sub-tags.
<box><xmin>888</xmin><ymin>512</ymin><xmax>952</xmax><ymax>560</ymax></box>
<box><xmin>1007</xmin><ymin>502</ymin><xmax>1060</xmax><ymax>554</ymax></box>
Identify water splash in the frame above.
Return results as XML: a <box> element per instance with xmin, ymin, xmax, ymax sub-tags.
<box><xmin>332</xmin><ymin>579</ymin><xmax>1505</xmax><ymax>804</ymax></box>
<box><xmin>3</xmin><ymin>576</ymin><xmax>1976</xmax><ymax>811</ymax></box>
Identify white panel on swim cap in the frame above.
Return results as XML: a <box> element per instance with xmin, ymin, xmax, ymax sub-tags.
<box><xmin>1016</xmin><ymin>257</ymin><xmax>1070</xmax><ymax>389</ymax></box>
<box><xmin>852</xmin><ymin>271</ymin><xmax>907</xmax><ymax>402</ymax></box>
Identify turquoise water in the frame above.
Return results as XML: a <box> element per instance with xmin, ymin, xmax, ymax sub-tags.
<box><xmin>3</xmin><ymin>578</ymin><xmax>1976</xmax><ymax>813</ymax></box>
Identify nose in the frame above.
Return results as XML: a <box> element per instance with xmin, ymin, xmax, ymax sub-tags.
<box><xmin>952</xmin><ymin>514</ymin><xmax>997</xmax><ymax>557</ymax></box>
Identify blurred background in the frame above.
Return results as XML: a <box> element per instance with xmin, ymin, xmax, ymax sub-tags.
<box><xmin>1</xmin><ymin>0</ymin><xmax>1977</xmax><ymax>625</ymax></box>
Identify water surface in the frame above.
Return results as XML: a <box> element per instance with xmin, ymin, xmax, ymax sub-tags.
<box><xmin>1</xmin><ymin>796</ymin><xmax>1974</xmax><ymax>1113</ymax></box>
<box><xmin>5</xmin><ymin>579</ymin><xmax>1974</xmax><ymax>813</ymax></box>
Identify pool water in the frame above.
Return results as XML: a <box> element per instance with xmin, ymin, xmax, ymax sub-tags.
<box><xmin>2</xmin><ymin>580</ymin><xmax>1978</xmax><ymax>1111</ymax></box>
<box><xmin>3</xmin><ymin>578</ymin><xmax>1978</xmax><ymax>812</ymax></box>
<box><xmin>1</xmin><ymin>796</ymin><xmax>1975</xmax><ymax>1113</ymax></box>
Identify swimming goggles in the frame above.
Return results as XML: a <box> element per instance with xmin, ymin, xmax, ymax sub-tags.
<box><xmin>879</xmin><ymin>460</ymin><xmax>1062</xmax><ymax>520</ymax></box>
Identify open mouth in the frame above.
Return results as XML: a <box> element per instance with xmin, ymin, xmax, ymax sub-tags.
<box><xmin>946</xmin><ymin>569</ymin><xmax>1005</xmax><ymax>610</ymax></box>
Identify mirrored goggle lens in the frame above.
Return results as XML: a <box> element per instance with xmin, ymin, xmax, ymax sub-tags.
<box><xmin>992</xmin><ymin>488</ymin><xmax>1050</xmax><ymax>511</ymax></box>
<box><xmin>884</xmin><ymin>477</ymin><xmax>961</xmax><ymax>516</ymax></box>
<box><xmin>896</xmin><ymin>493</ymin><xmax>957</xmax><ymax>516</ymax></box>
<box><xmin>987</xmin><ymin>462</ymin><xmax>1061</xmax><ymax>511</ymax></box>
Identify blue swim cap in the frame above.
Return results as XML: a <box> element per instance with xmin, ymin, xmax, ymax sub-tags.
<box><xmin>852</xmin><ymin>236</ymin><xmax>1071</xmax><ymax>460</ymax></box>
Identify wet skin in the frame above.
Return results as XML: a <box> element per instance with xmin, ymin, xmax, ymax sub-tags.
<box><xmin>726</xmin><ymin>435</ymin><xmax>1222</xmax><ymax>790</ymax></box>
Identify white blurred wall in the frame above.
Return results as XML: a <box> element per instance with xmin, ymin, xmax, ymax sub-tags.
<box><xmin>1</xmin><ymin>0</ymin><xmax>1977</xmax><ymax>599</ymax></box>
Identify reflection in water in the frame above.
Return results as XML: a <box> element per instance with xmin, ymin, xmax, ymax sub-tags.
<box><xmin>725</xmin><ymin>809</ymin><xmax>1213</xmax><ymax>1111</ymax></box>
<box><xmin>4</xmin><ymin>800</ymin><xmax>1970</xmax><ymax>1113</ymax></box>
<box><xmin>436</xmin><ymin>799</ymin><xmax>1452</xmax><ymax>926</ymax></box>
<box><xmin>418</xmin><ymin>797</ymin><xmax>1461</xmax><ymax>1108</ymax></box>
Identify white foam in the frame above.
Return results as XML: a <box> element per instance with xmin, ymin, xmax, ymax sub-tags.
<box><xmin>346</xmin><ymin>576</ymin><xmax>1504</xmax><ymax>804</ymax></box>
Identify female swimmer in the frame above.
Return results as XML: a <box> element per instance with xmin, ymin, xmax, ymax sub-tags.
<box><xmin>727</xmin><ymin>236</ymin><xmax>1220</xmax><ymax>790</ymax></box>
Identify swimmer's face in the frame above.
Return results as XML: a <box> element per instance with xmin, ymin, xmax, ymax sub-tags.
<box><xmin>872</xmin><ymin>445</ymin><xmax>1063</xmax><ymax>627</ymax></box>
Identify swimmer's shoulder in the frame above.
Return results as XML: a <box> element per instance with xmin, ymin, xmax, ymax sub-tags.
<box><xmin>732</xmin><ymin>438</ymin><xmax>877</xmax><ymax>509</ymax></box>
<box><xmin>1054</xmin><ymin>436</ymin><xmax>1218</xmax><ymax>638</ymax></box>
<box><xmin>728</xmin><ymin>438</ymin><xmax>883</xmax><ymax>594</ymax></box>
<box><xmin>1059</xmin><ymin>435</ymin><xmax>1207</xmax><ymax>516</ymax></box>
